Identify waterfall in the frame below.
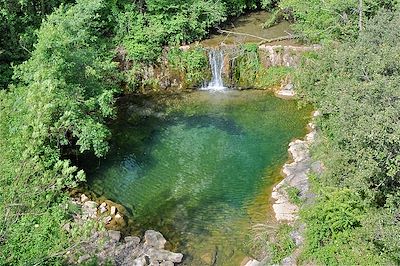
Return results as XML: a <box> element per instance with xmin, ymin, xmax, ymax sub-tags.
<box><xmin>202</xmin><ymin>48</ymin><xmax>226</xmax><ymax>91</ymax></box>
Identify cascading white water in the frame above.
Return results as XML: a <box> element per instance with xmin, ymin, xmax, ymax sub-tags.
<box><xmin>202</xmin><ymin>48</ymin><xmax>226</xmax><ymax>91</ymax></box>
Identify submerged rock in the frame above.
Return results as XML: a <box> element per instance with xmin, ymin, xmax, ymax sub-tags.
<box><xmin>200</xmin><ymin>246</ymin><xmax>217</xmax><ymax>265</ymax></box>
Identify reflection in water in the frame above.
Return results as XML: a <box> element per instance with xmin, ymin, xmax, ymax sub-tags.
<box><xmin>84</xmin><ymin>90</ymin><xmax>311</xmax><ymax>265</ymax></box>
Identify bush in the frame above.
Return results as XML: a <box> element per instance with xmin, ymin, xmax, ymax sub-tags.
<box><xmin>167</xmin><ymin>47</ymin><xmax>210</xmax><ymax>87</ymax></box>
<box><xmin>301</xmin><ymin>188</ymin><xmax>365</xmax><ymax>265</ymax></box>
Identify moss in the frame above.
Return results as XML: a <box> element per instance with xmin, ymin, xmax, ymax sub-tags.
<box><xmin>230</xmin><ymin>44</ymin><xmax>292</xmax><ymax>89</ymax></box>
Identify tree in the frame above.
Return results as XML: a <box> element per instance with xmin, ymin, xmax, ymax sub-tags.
<box><xmin>0</xmin><ymin>0</ymin><xmax>75</xmax><ymax>89</ymax></box>
<box><xmin>279</xmin><ymin>0</ymin><xmax>399</xmax><ymax>42</ymax></box>
<box><xmin>0</xmin><ymin>0</ymin><xmax>118</xmax><ymax>264</ymax></box>
<box><xmin>296</xmin><ymin>10</ymin><xmax>400</xmax><ymax>264</ymax></box>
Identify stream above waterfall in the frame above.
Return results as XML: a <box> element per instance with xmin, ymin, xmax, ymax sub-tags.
<box><xmin>200</xmin><ymin>10</ymin><xmax>297</xmax><ymax>47</ymax></box>
<box><xmin>83</xmin><ymin>89</ymin><xmax>311</xmax><ymax>265</ymax></box>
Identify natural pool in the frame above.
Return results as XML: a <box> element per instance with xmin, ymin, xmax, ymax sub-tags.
<box><xmin>84</xmin><ymin>90</ymin><xmax>311</xmax><ymax>265</ymax></box>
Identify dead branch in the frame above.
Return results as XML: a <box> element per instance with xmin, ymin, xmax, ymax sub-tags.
<box><xmin>216</xmin><ymin>29</ymin><xmax>298</xmax><ymax>45</ymax></box>
<box><xmin>258</xmin><ymin>35</ymin><xmax>299</xmax><ymax>45</ymax></box>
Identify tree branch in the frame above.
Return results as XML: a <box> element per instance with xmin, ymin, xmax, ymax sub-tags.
<box><xmin>216</xmin><ymin>29</ymin><xmax>298</xmax><ymax>45</ymax></box>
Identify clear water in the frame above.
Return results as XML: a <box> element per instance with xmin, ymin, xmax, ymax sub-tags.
<box><xmin>84</xmin><ymin>90</ymin><xmax>311</xmax><ymax>265</ymax></box>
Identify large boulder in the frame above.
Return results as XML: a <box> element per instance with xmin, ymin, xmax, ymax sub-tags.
<box><xmin>147</xmin><ymin>248</ymin><xmax>183</xmax><ymax>263</ymax></box>
<box><xmin>144</xmin><ymin>230</ymin><xmax>166</xmax><ymax>249</ymax></box>
<box><xmin>132</xmin><ymin>256</ymin><xmax>148</xmax><ymax>266</ymax></box>
<box><xmin>108</xmin><ymin>230</ymin><xmax>121</xmax><ymax>243</ymax></box>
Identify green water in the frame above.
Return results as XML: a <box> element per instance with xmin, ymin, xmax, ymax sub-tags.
<box><xmin>85</xmin><ymin>90</ymin><xmax>311</xmax><ymax>265</ymax></box>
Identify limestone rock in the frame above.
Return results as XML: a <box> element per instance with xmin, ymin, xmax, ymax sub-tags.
<box><xmin>288</xmin><ymin>140</ymin><xmax>309</xmax><ymax>163</ymax></box>
<box><xmin>99</xmin><ymin>202</ymin><xmax>107</xmax><ymax>214</ymax></box>
<box><xmin>78</xmin><ymin>254</ymin><xmax>91</xmax><ymax>264</ymax></box>
<box><xmin>62</xmin><ymin>223</ymin><xmax>71</xmax><ymax>233</ymax></box>
<box><xmin>82</xmin><ymin>201</ymin><xmax>98</xmax><ymax>219</ymax></box>
<box><xmin>277</xmin><ymin>82</ymin><xmax>295</xmax><ymax>98</ymax></box>
<box><xmin>80</xmin><ymin>194</ymin><xmax>89</xmax><ymax>203</ymax></box>
<box><xmin>159</xmin><ymin>261</ymin><xmax>174</xmax><ymax>266</ymax></box>
<box><xmin>241</xmin><ymin>257</ymin><xmax>261</xmax><ymax>266</ymax></box>
<box><xmin>147</xmin><ymin>248</ymin><xmax>183</xmax><ymax>263</ymax></box>
<box><xmin>149</xmin><ymin>258</ymin><xmax>160</xmax><ymax>266</ymax></box>
<box><xmin>290</xmin><ymin>230</ymin><xmax>304</xmax><ymax>246</ymax></box>
<box><xmin>108</xmin><ymin>230</ymin><xmax>121</xmax><ymax>242</ymax></box>
<box><xmin>125</xmin><ymin>236</ymin><xmax>141</xmax><ymax>245</ymax></box>
<box><xmin>313</xmin><ymin>110</ymin><xmax>321</xmax><ymax>117</ymax></box>
<box><xmin>144</xmin><ymin>230</ymin><xmax>166</xmax><ymax>249</ymax></box>
<box><xmin>104</xmin><ymin>215</ymin><xmax>112</xmax><ymax>224</ymax></box>
<box><xmin>110</xmin><ymin>206</ymin><xmax>117</xmax><ymax>216</ymax></box>
<box><xmin>132</xmin><ymin>256</ymin><xmax>148</xmax><ymax>266</ymax></box>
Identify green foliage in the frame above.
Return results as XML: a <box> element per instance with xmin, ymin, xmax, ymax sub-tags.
<box><xmin>256</xmin><ymin>66</ymin><xmax>292</xmax><ymax>88</ymax></box>
<box><xmin>280</xmin><ymin>0</ymin><xmax>359</xmax><ymax>42</ymax></box>
<box><xmin>232</xmin><ymin>44</ymin><xmax>261</xmax><ymax>87</ymax></box>
<box><xmin>286</xmin><ymin>186</ymin><xmax>302</xmax><ymax>205</ymax></box>
<box><xmin>261</xmin><ymin>0</ymin><xmax>277</xmax><ymax>9</ymax></box>
<box><xmin>302</xmin><ymin>188</ymin><xmax>364</xmax><ymax>249</ymax></box>
<box><xmin>280</xmin><ymin>0</ymin><xmax>399</xmax><ymax>42</ymax></box>
<box><xmin>296</xmin><ymin>10</ymin><xmax>400</xmax><ymax>264</ymax></box>
<box><xmin>167</xmin><ymin>47</ymin><xmax>210</xmax><ymax>87</ymax></box>
<box><xmin>222</xmin><ymin>0</ymin><xmax>259</xmax><ymax>16</ymax></box>
<box><xmin>115</xmin><ymin>1</ymin><xmax>226</xmax><ymax>62</ymax></box>
<box><xmin>15</xmin><ymin>0</ymin><xmax>118</xmax><ymax>157</ymax></box>
<box><xmin>114</xmin><ymin>0</ymin><xmax>271</xmax><ymax>63</ymax></box>
<box><xmin>0</xmin><ymin>0</ymin><xmax>118</xmax><ymax>264</ymax></box>
<box><xmin>270</xmin><ymin>224</ymin><xmax>296</xmax><ymax>264</ymax></box>
<box><xmin>231</xmin><ymin>44</ymin><xmax>292</xmax><ymax>88</ymax></box>
<box><xmin>262</xmin><ymin>8</ymin><xmax>283</xmax><ymax>28</ymax></box>
<box><xmin>0</xmin><ymin>0</ymin><xmax>75</xmax><ymax>89</ymax></box>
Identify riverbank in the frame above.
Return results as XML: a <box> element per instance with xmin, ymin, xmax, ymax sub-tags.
<box><xmin>66</xmin><ymin>193</ymin><xmax>183</xmax><ymax>265</ymax></box>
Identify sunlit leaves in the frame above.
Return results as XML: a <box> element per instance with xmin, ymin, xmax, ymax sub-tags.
<box><xmin>296</xmin><ymin>10</ymin><xmax>400</xmax><ymax>264</ymax></box>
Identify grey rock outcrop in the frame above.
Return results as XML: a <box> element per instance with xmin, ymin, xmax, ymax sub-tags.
<box><xmin>82</xmin><ymin>201</ymin><xmax>98</xmax><ymax>219</ymax></box>
<box><xmin>71</xmin><ymin>230</ymin><xmax>183</xmax><ymax>266</ymax></box>
<box><xmin>68</xmin><ymin>194</ymin><xmax>182</xmax><ymax>265</ymax></box>
<box><xmin>144</xmin><ymin>230</ymin><xmax>166</xmax><ymax>249</ymax></box>
<box><xmin>272</xmin><ymin>114</ymin><xmax>319</xmax><ymax>223</ymax></box>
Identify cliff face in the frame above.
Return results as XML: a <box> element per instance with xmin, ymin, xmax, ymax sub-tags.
<box><xmin>116</xmin><ymin>44</ymin><xmax>320</xmax><ymax>92</ymax></box>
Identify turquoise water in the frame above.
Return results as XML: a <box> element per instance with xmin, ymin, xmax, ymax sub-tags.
<box><xmin>85</xmin><ymin>90</ymin><xmax>311</xmax><ymax>265</ymax></box>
